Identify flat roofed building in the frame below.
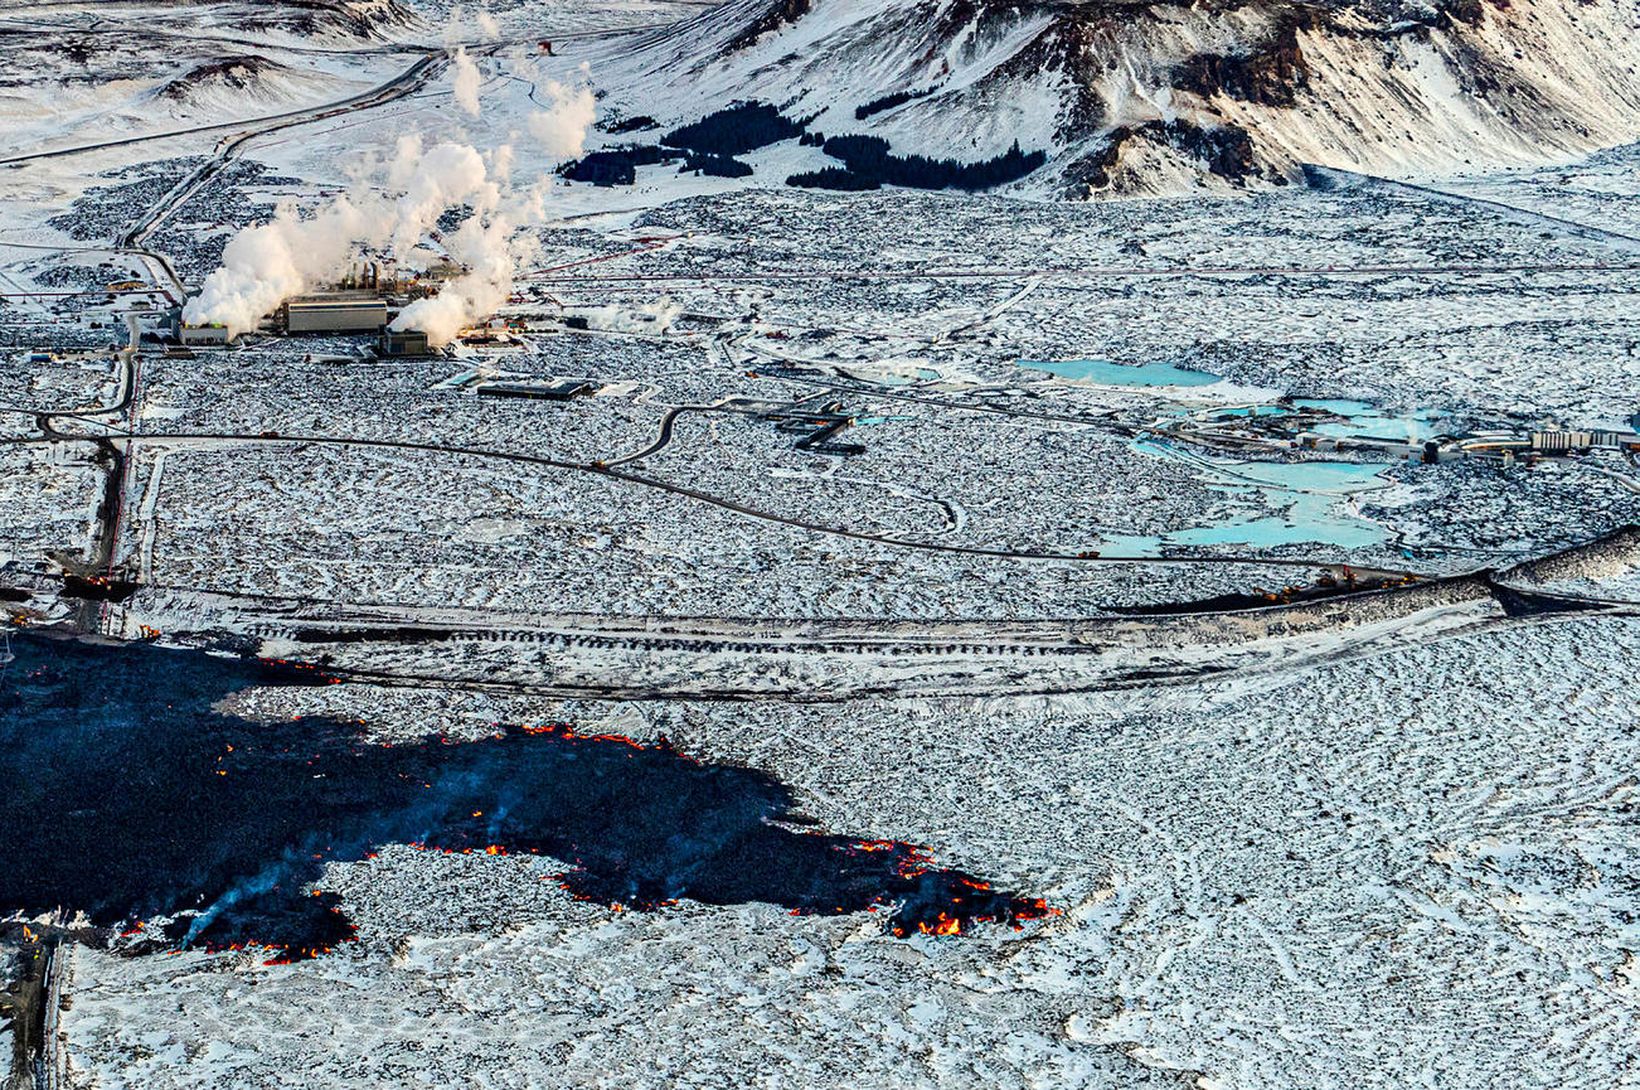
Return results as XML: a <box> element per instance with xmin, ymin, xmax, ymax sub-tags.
<box><xmin>178</xmin><ymin>324</ymin><xmax>231</xmax><ymax>346</ymax></box>
<box><xmin>1529</xmin><ymin>429</ymin><xmax>1640</xmax><ymax>452</ymax></box>
<box><xmin>283</xmin><ymin>298</ymin><xmax>388</xmax><ymax>334</ymax></box>
<box><xmin>168</xmin><ymin>307</ymin><xmax>232</xmax><ymax>346</ymax></box>
<box><xmin>380</xmin><ymin>328</ymin><xmax>433</xmax><ymax>357</ymax></box>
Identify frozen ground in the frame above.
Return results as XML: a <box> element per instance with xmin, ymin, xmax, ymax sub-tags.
<box><xmin>2</xmin><ymin>2</ymin><xmax>1639</xmax><ymax>1088</ymax></box>
<box><xmin>10</xmin><ymin>161</ymin><xmax>1638</xmax><ymax>622</ymax></box>
<box><xmin>56</xmin><ymin>171</ymin><xmax>1640</xmax><ymax>626</ymax></box>
<box><xmin>53</xmin><ymin>608</ymin><xmax>1640</xmax><ymax>1089</ymax></box>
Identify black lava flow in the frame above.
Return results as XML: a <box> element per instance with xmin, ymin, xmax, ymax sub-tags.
<box><xmin>0</xmin><ymin>633</ymin><xmax>1052</xmax><ymax>961</ymax></box>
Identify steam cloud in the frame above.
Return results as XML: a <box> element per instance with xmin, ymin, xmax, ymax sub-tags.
<box><xmin>451</xmin><ymin>48</ymin><xmax>482</xmax><ymax>118</ymax></box>
<box><xmin>390</xmin><ymin>214</ymin><xmax>532</xmax><ymax>346</ymax></box>
<box><xmin>182</xmin><ymin>63</ymin><xmax>597</xmax><ymax>345</ymax></box>
<box><xmin>529</xmin><ymin>71</ymin><xmax>597</xmax><ymax>159</ymax></box>
<box><xmin>567</xmin><ymin>299</ymin><xmax>683</xmax><ymax>334</ymax></box>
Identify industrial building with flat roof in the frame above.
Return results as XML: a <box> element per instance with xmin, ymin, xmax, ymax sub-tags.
<box><xmin>379</xmin><ymin>329</ymin><xmax>433</xmax><ymax>357</ymax></box>
<box><xmin>178</xmin><ymin>324</ymin><xmax>231</xmax><ymax>346</ymax></box>
<box><xmin>474</xmin><ymin>379</ymin><xmax>600</xmax><ymax>401</ymax></box>
<box><xmin>168</xmin><ymin>310</ymin><xmax>232</xmax><ymax>346</ymax></box>
<box><xmin>281</xmin><ymin>296</ymin><xmax>388</xmax><ymax>334</ymax></box>
<box><xmin>1530</xmin><ymin>429</ymin><xmax>1640</xmax><ymax>452</ymax></box>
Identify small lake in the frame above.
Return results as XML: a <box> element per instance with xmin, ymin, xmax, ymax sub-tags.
<box><xmin>1100</xmin><ymin>441</ymin><xmax>1390</xmax><ymax>553</ymax></box>
<box><xmin>1293</xmin><ymin>398</ymin><xmax>1444</xmax><ymax>442</ymax></box>
<box><xmin>1020</xmin><ymin>358</ymin><xmax>1222</xmax><ymax>387</ymax></box>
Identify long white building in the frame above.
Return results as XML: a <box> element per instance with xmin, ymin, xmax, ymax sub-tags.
<box><xmin>281</xmin><ymin>297</ymin><xmax>388</xmax><ymax>334</ymax></box>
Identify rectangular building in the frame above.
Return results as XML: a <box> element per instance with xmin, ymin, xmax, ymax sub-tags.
<box><xmin>475</xmin><ymin>380</ymin><xmax>600</xmax><ymax>401</ymax></box>
<box><xmin>178</xmin><ymin>324</ymin><xmax>231</xmax><ymax>346</ymax></box>
<box><xmin>380</xmin><ymin>328</ymin><xmax>432</xmax><ymax>357</ymax></box>
<box><xmin>1530</xmin><ymin>430</ymin><xmax>1594</xmax><ymax>452</ymax></box>
<box><xmin>283</xmin><ymin>298</ymin><xmax>388</xmax><ymax>334</ymax></box>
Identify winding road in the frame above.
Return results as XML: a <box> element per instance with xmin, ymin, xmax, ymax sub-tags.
<box><xmin>0</xmin><ymin>426</ymin><xmax>1416</xmax><ymax>581</ymax></box>
<box><xmin>0</xmin><ymin>52</ymin><xmax>445</xmax><ymax>169</ymax></box>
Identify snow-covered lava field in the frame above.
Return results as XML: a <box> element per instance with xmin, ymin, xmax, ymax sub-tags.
<box><xmin>2</xmin><ymin>1</ymin><xmax>1639</xmax><ymax>1087</ymax></box>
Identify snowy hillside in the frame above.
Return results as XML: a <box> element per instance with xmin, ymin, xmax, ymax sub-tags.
<box><xmin>581</xmin><ymin>0</ymin><xmax>1640</xmax><ymax>195</ymax></box>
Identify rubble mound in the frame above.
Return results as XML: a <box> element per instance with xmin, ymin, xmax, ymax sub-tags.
<box><xmin>242</xmin><ymin>0</ymin><xmax>417</xmax><ymax>39</ymax></box>
<box><xmin>156</xmin><ymin>55</ymin><xmax>294</xmax><ymax>103</ymax></box>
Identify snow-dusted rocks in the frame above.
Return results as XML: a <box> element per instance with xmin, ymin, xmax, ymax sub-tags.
<box><xmin>576</xmin><ymin>0</ymin><xmax>1640</xmax><ymax>194</ymax></box>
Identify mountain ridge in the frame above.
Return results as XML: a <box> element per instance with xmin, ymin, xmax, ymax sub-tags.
<box><xmin>599</xmin><ymin>0</ymin><xmax>1640</xmax><ymax>195</ymax></box>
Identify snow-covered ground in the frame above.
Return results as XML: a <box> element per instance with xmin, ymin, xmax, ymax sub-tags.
<box><xmin>54</xmin><ymin>608</ymin><xmax>1640</xmax><ymax>1089</ymax></box>
<box><xmin>3</xmin><ymin>2</ymin><xmax>1640</xmax><ymax>1087</ymax></box>
<box><xmin>541</xmin><ymin>0</ymin><xmax>1640</xmax><ymax>195</ymax></box>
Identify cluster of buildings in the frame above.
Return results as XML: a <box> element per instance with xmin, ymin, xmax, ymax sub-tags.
<box><xmin>1524</xmin><ymin>429</ymin><xmax>1640</xmax><ymax>454</ymax></box>
<box><xmin>1300</xmin><ymin>429</ymin><xmax>1640</xmax><ymax>464</ymax></box>
<box><xmin>1439</xmin><ymin>428</ymin><xmax>1640</xmax><ymax>461</ymax></box>
<box><xmin>169</xmin><ymin>264</ymin><xmax>468</xmax><ymax>355</ymax></box>
<box><xmin>171</xmin><ymin>297</ymin><xmax>435</xmax><ymax>355</ymax></box>
<box><xmin>1177</xmin><ymin>403</ymin><xmax>1640</xmax><ymax>471</ymax></box>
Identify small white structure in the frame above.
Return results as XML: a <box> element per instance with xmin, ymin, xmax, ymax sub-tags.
<box><xmin>178</xmin><ymin>323</ymin><xmax>230</xmax><ymax>346</ymax></box>
<box><xmin>1529</xmin><ymin>430</ymin><xmax>1638</xmax><ymax>453</ymax></box>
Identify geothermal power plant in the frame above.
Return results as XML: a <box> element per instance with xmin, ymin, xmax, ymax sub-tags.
<box><xmin>175</xmin><ymin>260</ymin><xmax>480</xmax><ymax>355</ymax></box>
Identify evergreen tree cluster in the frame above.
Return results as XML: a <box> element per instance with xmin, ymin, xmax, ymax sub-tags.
<box><xmin>787</xmin><ymin>136</ymin><xmax>1046</xmax><ymax>193</ymax></box>
<box><xmin>558</xmin><ymin>100</ymin><xmax>1044</xmax><ymax>194</ymax></box>
<box><xmin>560</xmin><ymin>144</ymin><xmax>677</xmax><ymax>186</ymax></box>
<box><xmin>784</xmin><ymin>166</ymin><xmax>879</xmax><ymax>191</ymax></box>
<box><xmin>662</xmin><ymin>102</ymin><xmax>807</xmax><ymax>156</ymax></box>
<box><xmin>682</xmin><ymin>152</ymin><xmax>755</xmax><ymax>178</ymax></box>
<box><xmin>601</xmin><ymin>114</ymin><xmax>659</xmax><ymax>135</ymax></box>
<box><xmin>854</xmin><ymin>88</ymin><xmax>933</xmax><ymax>121</ymax></box>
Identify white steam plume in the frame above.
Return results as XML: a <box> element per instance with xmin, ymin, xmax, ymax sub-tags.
<box><xmin>185</xmin><ymin>69</ymin><xmax>602</xmax><ymax>342</ymax></box>
<box><xmin>451</xmin><ymin>47</ymin><xmax>482</xmax><ymax>118</ymax></box>
<box><xmin>528</xmin><ymin>70</ymin><xmax>597</xmax><ymax>158</ymax></box>
<box><xmin>391</xmin><ymin>141</ymin><xmax>496</xmax><ymax>255</ymax></box>
<box><xmin>565</xmin><ymin>299</ymin><xmax>682</xmax><ymax>334</ymax></box>
<box><xmin>489</xmin><ymin>143</ymin><xmax>515</xmax><ymax>187</ymax></box>
<box><xmin>392</xmin><ymin>216</ymin><xmax>519</xmax><ymax>346</ymax></box>
<box><xmin>475</xmin><ymin>9</ymin><xmax>501</xmax><ymax>38</ymax></box>
<box><xmin>186</xmin><ymin>138</ymin><xmax>504</xmax><ymax>337</ymax></box>
<box><xmin>182</xmin><ymin>196</ymin><xmax>383</xmax><ymax>336</ymax></box>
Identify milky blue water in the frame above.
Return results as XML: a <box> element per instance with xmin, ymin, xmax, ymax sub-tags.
<box><xmin>1021</xmin><ymin>358</ymin><xmax>1222</xmax><ymax>387</ymax></box>
<box><xmin>1208</xmin><ymin>405</ymin><xmax>1293</xmax><ymax>419</ymax></box>
<box><xmin>874</xmin><ymin>367</ymin><xmax>943</xmax><ymax>387</ymax></box>
<box><xmin>1293</xmin><ymin>398</ymin><xmax>1444</xmax><ymax>442</ymax></box>
<box><xmin>996</xmin><ymin>368</ymin><xmax>1423</xmax><ymax>550</ymax></box>
<box><xmin>1102</xmin><ymin>441</ymin><xmax>1390</xmax><ymax>553</ymax></box>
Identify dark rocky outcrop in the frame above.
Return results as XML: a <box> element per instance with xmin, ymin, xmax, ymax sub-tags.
<box><xmin>1063</xmin><ymin>119</ymin><xmax>1261</xmax><ymax>195</ymax></box>
<box><xmin>727</xmin><ymin>0</ymin><xmax>814</xmax><ymax>51</ymax></box>
<box><xmin>1175</xmin><ymin>13</ymin><xmax>1312</xmax><ymax>107</ymax></box>
<box><xmin>158</xmin><ymin>56</ymin><xmax>284</xmax><ymax>101</ymax></box>
<box><xmin>625</xmin><ymin>0</ymin><xmax>1640</xmax><ymax>195</ymax></box>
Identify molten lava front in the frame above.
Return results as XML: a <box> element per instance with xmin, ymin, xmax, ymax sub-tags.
<box><xmin>0</xmin><ymin>634</ymin><xmax>1055</xmax><ymax>963</ymax></box>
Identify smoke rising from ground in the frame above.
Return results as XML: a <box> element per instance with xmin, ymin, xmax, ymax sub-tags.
<box><xmin>566</xmin><ymin>299</ymin><xmax>683</xmax><ymax>334</ymax></box>
<box><xmin>529</xmin><ymin>69</ymin><xmax>597</xmax><ymax>159</ymax></box>
<box><xmin>4</xmin><ymin>633</ymin><xmax>1051</xmax><ymax>963</ymax></box>
<box><xmin>451</xmin><ymin>48</ymin><xmax>483</xmax><ymax>117</ymax></box>
<box><xmin>183</xmin><ymin>65</ymin><xmax>597</xmax><ymax>343</ymax></box>
<box><xmin>181</xmin><ymin>195</ymin><xmax>381</xmax><ymax>337</ymax></box>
